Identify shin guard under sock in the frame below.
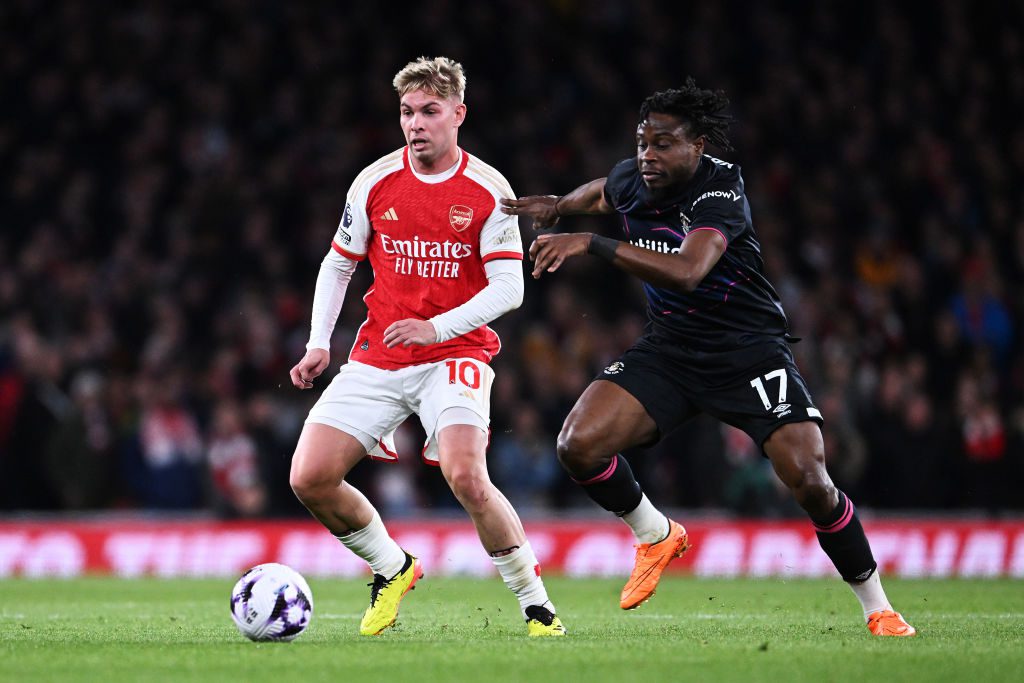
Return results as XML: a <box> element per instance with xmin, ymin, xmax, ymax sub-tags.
<box><xmin>571</xmin><ymin>454</ymin><xmax>643</xmax><ymax>515</ymax></box>
<box><xmin>812</xmin><ymin>490</ymin><xmax>877</xmax><ymax>583</ymax></box>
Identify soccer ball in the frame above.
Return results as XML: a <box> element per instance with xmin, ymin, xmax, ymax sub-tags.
<box><xmin>230</xmin><ymin>563</ymin><xmax>314</xmax><ymax>642</ymax></box>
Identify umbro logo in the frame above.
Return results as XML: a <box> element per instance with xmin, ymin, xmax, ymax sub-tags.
<box><xmin>380</xmin><ymin>207</ymin><xmax>399</xmax><ymax>221</ymax></box>
<box><xmin>853</xmin><ymin>568</ymin><xmax>875</xmax><ymax>581</ymax></box>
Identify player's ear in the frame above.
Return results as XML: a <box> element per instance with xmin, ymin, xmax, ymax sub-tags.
<box><xmin>693</xmin><ymin>135</ymin><xmax>705</xmax><ymax>155</ymax></box>
<box><xmin>453</xmin><ymin>102</ymin><xmax>467</xmax><ymax>128</ymax></box>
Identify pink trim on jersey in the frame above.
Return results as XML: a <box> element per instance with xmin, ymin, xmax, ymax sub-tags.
<box><xmin>653</xmin><ymin>226</ymin><xmax>686</xmax><ymax>240</ymax></box>
<box><xmin>689</xmin><ymin>226</ymin><xmax>729</xmax><ymax>249</ymax></box>
<box><xmin>481</xmin><ymin>250</ymin><xmax>524</xmax><ymax>263</ymax></box>
<box><xmin>813</xmin><ymin>495</ymin><xmax>854</xmax><ymax>533</ymax></box>
<box><xmin>331</xmin><ymin>241</ymin><xmax>366</xmax><ymax>261</ymax></box>
<box><xmin>573</xmin><ymin>456</ymin><xmax>618</xmax><ymax>485</ymax></box>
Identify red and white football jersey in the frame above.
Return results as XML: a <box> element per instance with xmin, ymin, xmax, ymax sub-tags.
<box><xmin>330</xmin><ymin>147</ymin><xmax>523</xmax><ymax>370</ymax></box>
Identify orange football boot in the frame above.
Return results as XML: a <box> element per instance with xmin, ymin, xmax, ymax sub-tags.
<box><xmin>866</xmin><ymin>609</ymin><xmax>917</xmax><ymax>637</ymax></box>
<box><xmin>620</xmin><ymin>519</ymin><xmax>689</xmax><ymax>610</ymax></box>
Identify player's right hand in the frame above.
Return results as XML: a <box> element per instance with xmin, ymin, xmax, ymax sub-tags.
<box><xmin>529</xmin><ymin>232</ymin><xmax>592</xmax><ymax>278</ymax></box>
<box><xmin>500</xmin><ymin>195</ymin><xmax>561</xmax><ymax>230</ymax></box>
<box><xmin>289</xmin><ymin>348</ymin><xmax>330</xmax><ymax>389</ymax></box>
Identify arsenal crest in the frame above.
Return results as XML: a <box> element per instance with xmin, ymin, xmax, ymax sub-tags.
<box><xmin>449</xmin><ymin>205</ymin><xmax>474</xmax><ymax>232</ymax></box>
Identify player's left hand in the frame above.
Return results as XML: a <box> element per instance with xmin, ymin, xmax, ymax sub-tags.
<box><xmin>529</xmin><ymin>232</ymin><xmax>593</xmax><ymax>278</ymax></box>
<box><xmin>384</xmin><ymin>319</ymin><xmax>438</xmax><ymax>348</ymax></box>
<box><xmin>500</xmin><ymin>195</ymin><xmax>561</xmax><ymax>230</ymax></box>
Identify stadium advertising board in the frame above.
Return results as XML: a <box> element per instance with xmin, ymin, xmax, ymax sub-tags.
<box><xmin>1</xmin><ymin>519</ymin><xmax>1021</xmax><ymax>578</ymax></box>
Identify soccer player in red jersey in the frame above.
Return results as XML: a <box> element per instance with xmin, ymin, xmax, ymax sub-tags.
<box><xmin>288</xmin><ymin>57</ymin><xmax>564</xmax><ymax>637</ymax></box>
<box><xmin>502</xmin><ymin>80</ymin><xmax>914</xmax><ymax>637</ymax></box>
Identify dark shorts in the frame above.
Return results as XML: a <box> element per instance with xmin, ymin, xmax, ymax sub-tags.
<box><xmin>598</xmin><ymin>333</ymin><xmax>823</xmax><ymax>453</ymax></box>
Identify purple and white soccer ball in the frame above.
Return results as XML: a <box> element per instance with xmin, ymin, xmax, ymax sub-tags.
<box><xmin>230</xmin><ymin>563</ymin><xmax>314</xmax><ymax>642</ymax></box>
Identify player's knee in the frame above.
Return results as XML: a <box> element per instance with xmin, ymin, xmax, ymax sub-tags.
<box><xmin>786</xmin><ymin>465</ymin><xmax>835</xmax><ymax>516</ymax></box>
<box><xmin>447</xmin><ymin>469</ymin><xmax>492</xmax><ymax>512</ymax></box>
<box><xmin>289</xmin><ymin>459</ymin><xmax>333</xmax><ymax>505</ymax></box>
<box><xmin>556</xmin><ymin>425</ymin><xmax>608</xmax><ymax>476</ymax></box>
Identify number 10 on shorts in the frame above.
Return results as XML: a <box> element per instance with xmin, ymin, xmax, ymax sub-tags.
<box><xmin>750</xmin><ymin>368</ymin><xmax>788</xmax><ymax>411</ymax></box>
<box><xmin>446</xmin><ymin>360</ymin><xmax>481</xmax><ymax>389</ymax></box>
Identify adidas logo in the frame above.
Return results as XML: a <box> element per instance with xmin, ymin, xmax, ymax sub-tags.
<box><xmin>380</xmin><ymin>207</ymin><xmax>399</xmax><ymax>221</ymax></box>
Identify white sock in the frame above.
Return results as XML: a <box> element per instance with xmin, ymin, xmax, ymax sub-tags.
<box><xmin>848</xmin><ymin>571</ymin><xmax>891</xmax><ymax>620</ymax></box>
<box><xmin>619</xmin><ymin>494</ymin><xmax>670</xmax><ymax>544</ymax></box>
<box><xmin>335</xmin><ymin>511</ymin><xmax>407</xmax><ymax>578</ymax></box>
<box><xmin>491</xmin><ymin>542</ymin><xmax>553</xmax><ymax>618</ymax></box>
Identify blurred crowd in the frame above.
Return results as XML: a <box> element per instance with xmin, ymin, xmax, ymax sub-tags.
<box><xmin>2</xmin><ymin>0</ymin><xmax>1022</xmax><ymax>518</ymax></box>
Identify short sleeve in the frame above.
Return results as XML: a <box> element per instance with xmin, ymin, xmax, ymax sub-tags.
<box><xmin>603</xmin><ymin>158</ymin><xmax>638</xmax><ymax>211</ymax></box>
<box><xmin>687</xmin><ymin>180</ymin><xmax>748</xmax><ymax>248</ymax></box>
<box><xmin>330</xmin><ymin>189</ymin><xmax>373</xmax><ymax>261</ymax></box>
<box><xmin>463</xmin><ymin>157</ymin><xmax>524</xmax><ymax>263</ymax></box>
<box><xmin>480</xmin><ymin>206</ymin><xmax>523</xmax><ymax>263</ymax></box>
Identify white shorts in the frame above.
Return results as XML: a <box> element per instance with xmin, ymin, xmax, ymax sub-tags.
<box><xmin>305</xmin><ymin>358</ymin><xmax>494</xmax><ymax>465</ymax></box>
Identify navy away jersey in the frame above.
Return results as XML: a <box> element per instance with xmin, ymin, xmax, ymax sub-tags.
<box><xmin>603</xmin><ymin>155</ymin><xmax>789</xmax><ymax>347</ymax></box>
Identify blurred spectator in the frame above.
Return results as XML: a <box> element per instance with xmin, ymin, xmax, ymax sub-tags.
<box><xmin>206</xmin><ymin>400</ymin><xmax>266</xmax><ymax>517</ymax></box>
<box><xmin>956</xmin><ymin>371</ymin><xmax>1009</xmax><ymax>512</ymax></box>
<box><xmin>491</xmin><ymin>405</ymin><xmax>561</xmax><ymax>513</ymax></box>
<box><xmin>43</xmin><ymin>369</ymin><xmax>117</xmax><ymax>509</ymax></box>
<box><xmin>123</xmin><ymin>374</ymin><xmax>205</xmax><ymax>509</ymax></box>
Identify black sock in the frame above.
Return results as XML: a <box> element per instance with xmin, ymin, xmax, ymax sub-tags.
<box><xmin>570</xmin><ymin>454</ymin><xmax>643</xmax><ymax>515</ymax></box>
<box><xmin>812</xmin><ymin>490</ymin><xmax>877</xmax><ymax>583</ymax></box>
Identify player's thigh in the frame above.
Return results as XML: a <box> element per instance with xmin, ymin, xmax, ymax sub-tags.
<box><xmin>436</xmin><ymin>421</ymin><xmax>490</xmax><ymax>483</ymax></box>
<box><xmin>301</xmin><ymin>361</ymin><xmax>411</xmax><ymax>474</ymax></box>
<box><xmin>415</xmin><ymin>358</ymin><xmax>494</xmax><ymax>465</ymax></box>
<box><xmin>561</xmin><ymin>345</ymin><xmax>696</xmax><ymax>455</ymax></box>
<box><xmin>559</xmin><ymin>380</ymin><xmax>661</xmax><ymax>455</ymax></box>
<box><xmin>698</xmin><ymin>343</ymin><xmax>824</xmax><ymax>457</ymax></box>
<box><xmin>763</xmin><ymin>420</ymin><xmax>829</xmax><ymax>490</ymax></box>
<box><xmin>290</xmin><ymin>422</ymin><xmax>368</xmax><ymax>488</ymax></box>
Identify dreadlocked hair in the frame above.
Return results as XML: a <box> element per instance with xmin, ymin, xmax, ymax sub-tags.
<box><xmin>639</xmin><ymin>77</ymin><xmax>734</xmax><ymax>151</ymax></box>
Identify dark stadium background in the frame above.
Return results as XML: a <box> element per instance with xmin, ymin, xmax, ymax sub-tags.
<box><xmin>2</xmin><ymin>0</ymin><xmax>1022</xmax><ymax>529</ymax></box>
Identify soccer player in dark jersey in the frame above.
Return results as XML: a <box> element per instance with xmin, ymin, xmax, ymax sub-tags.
<box><xmin>501</xmin><ymin>79</ymin><xmax>915</xmax><ymax>637</ymax></box>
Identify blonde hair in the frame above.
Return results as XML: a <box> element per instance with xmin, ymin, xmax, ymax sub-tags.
<box><xmin>392</xmin><ymin>56</ymin><xmax>466</xmax><ymax>102</ymax></box>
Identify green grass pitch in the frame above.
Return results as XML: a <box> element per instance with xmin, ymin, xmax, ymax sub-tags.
<box><xmin>2</xmin><ymin>576</ymin><xmax>1022</xmax><ymax>682</ymax></box>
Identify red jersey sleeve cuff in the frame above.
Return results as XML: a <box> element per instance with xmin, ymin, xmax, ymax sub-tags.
<box><xmin>481</xmin><ymin>250</ymin><xmax>524</xmax><ymax>263</ymax></box>
<box><xmin>332</xmin><ymin>241</ymin><xmax>367</xmax><ymax>261</ymax></box>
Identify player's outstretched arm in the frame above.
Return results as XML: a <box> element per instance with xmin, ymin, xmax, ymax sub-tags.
<box><xmin>289</xmin><ymin>348</ymin><xmax>330</xmax><ymax>389</ymax></box>
<box><xmin>598</xmin><ymin>229</ymin><xmax>726</xmax><ymax>292</ymax></box>
<box><xmin>530</xmin><ymin>228</ymin><xmax>726</xmax><ymax>292</ymax></box>
<box><xmin>500</xmin><ymin>178</ymin><xmax>613</xmax><ymax>229</ymax></box>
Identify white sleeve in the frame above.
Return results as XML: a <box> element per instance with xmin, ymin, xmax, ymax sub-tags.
<box><xmin>479</xmin><ymin>200</ymin><xmax>524</xmax><ymax>264</ymax></box>
<box><xmin>306</xmin><ymin>167</ymin><xmax>379</xmax><ymax>350</ymax></box>
<box><xmin>427</xmin><ymin>259</ymin><xmax>524</xmax><ymax>342</ymax></box>
<box><xmin>465</xmin><ymin>158</ymin><xmax>525</xmax><ymax>263</ymax></box>
<box><xmin>330</xmin><ymin>191</ymin><xmax>372</xmax><ymax>260</ymax></box>
<box><xmin>306</xmin><ymin>249</ymin><xmax>358</xmax><ymax>351</ymax></box>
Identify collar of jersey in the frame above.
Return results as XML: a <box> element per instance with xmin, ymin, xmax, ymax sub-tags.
<box><xmin>405</xmin><ymin>147</ymin><xmax>464</xmax><ymax>184</ymax></box>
